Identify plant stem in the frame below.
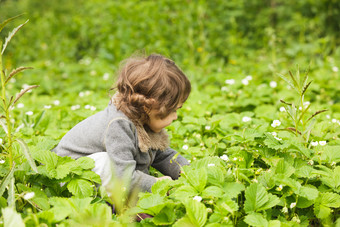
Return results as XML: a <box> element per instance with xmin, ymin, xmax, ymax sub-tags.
<box><xmin>0</xmin><ymin>52</ymin><xmax>13</xmax><ymax>168</ymax></box>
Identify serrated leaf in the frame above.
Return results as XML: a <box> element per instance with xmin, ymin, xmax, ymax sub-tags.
<box><xmin>185</xmin><ymin>168</ymin><xmax>207</xmax><ymax>192</ymax></box>
<box><xmin>244</xmin><ymin>213</ymin><xmax>268</xmax><ymax>227</ymax></box>
<box><xmin>17</xmin><ymin>184</ymin><xmax>50</xmax><ymax>210</ymax></box>
<box><xmin>153</xmin><ymin>203</ymin><xmax>177</xmax><ymax>225</ymax></box>
<box><xmin>15</xmin><ymin>138</ymin><xmax>38</xmax><ymax>173</ymax></box>
<box><xmin>138</xmin><ymin>193</ymin><xmax>167</xmax><ymax>215</ymax></box>
<box><xmin>67</xmin><ymin>179</ymin><xmax>94</xmax><ymax>197</ymax></box>
<box><xmin>75</xmin><ymin>156</ymin><xmax>95</xmax><ymax>170</ymax></box>
<box><xmin>274</xmin><ymin>159</ymin><xmax>295</xmax><ymax>177</ymax></box>
<box><xmin>2</xmin><ymin>20</ymin><xmax>29</xmax><ymax>55</ymax></box>
<box><xmin>297</xmin><ymin>185</ymin><xmax>319</xmax><ymax>201</ymax></box>
<box><xmin>244</xmin><ymin>183</ymin><xmax>269</xmax><ymax>213</ymax></box>
<box><xmin>201</xmin><ymin>186</ymin><xmax>224</xmax><ymax>198</ymax></box>
<box><xmin>319</xmin><ymin>192</ymin><xmax>340</xmax><ymax>208</ymax></box>
<box><xmin>258</xmin><ymin>193</ymin><xmax>280</xmax><ymax>211</ymax></box>
<box><xmin>0</xmin><ymin>166</ymin><xmax>15</xmax><ymax>198</ymax></box>
<box><xmin>222</xmin><ymin>182</ymin><xmax>245</xmax><ymax>198</ymax></box>
<box><xmin>217</xmin><ymin>197</ymin><xmax>239</xmax><ymax>214</ymax></box>
<box><xmin>171</xmin><ymin>185</ymin><xmax>197</xmax><ymax>201</ymax></box>
<box><xmin>263</xmin><ymin>133</ymin><xmax>289</xmax><ymax>150</ymax></box>
<box><xmin>184</xmin><ymin>199</ymin><xmax>207</xmax><ymax>227</ymax></box>
<box><xmin>1</xmin><ymin>207</ymin><xmax>25</xmax><ymax>227</ymax></box>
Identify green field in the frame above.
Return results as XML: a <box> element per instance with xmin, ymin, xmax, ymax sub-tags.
<box><xmin>1</xmin><ymin>0</ymin><xmax>340</xmax><ymax>226</ymax></box>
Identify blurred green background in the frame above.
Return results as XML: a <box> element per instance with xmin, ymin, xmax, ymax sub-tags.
<box><xmin>0</xmin><ymin>0</ymin><xmax>339</xmax><ymax>134</ymax></box>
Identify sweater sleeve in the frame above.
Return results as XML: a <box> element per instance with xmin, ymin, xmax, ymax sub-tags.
<box><xmin>104</xmin><ymin>119</ymin><xmax>157</xmax><ymax>192</ymax></box>
<box><xmin>151</xmin><ymin>148</ymin><xmax>190</xmax><ymax>180</ymax></box>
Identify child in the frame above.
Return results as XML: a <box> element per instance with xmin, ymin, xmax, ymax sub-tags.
<box><xmin>53</xmin><ymin>54</ymin><xmax>191</xmax><ymax>193</ymax></box>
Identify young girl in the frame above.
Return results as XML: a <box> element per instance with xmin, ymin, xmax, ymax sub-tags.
<box><xmin>53</xmin><ymin>54</ymin><xmax>191</xmax><ymax>193</ymax></box>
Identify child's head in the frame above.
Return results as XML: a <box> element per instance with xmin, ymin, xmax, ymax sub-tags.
<box><xmin>114</xmin><ymin>54</ymin><xmax>191</xmax><ymax>127</ymax></box>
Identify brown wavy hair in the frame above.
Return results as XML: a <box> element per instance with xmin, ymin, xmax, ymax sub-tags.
<box><xmin>112</xmin><ymin>54</ymin><xmax>191</xmax><ymax>124</ymax></box>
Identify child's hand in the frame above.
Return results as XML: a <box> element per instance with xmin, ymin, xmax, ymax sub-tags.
<box><xmin>156</xmin><ymin>176</ymin><xmax>172</xmax><ymax>181</ymax></box>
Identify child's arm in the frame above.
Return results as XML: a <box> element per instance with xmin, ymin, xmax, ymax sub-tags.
<box><xmin>151</xmin><ymin>148</ymin><xmax>189</xmax><ymax>180</ymax></box>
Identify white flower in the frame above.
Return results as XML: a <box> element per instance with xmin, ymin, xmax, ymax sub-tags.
<box><xmin>182</xmin><ymin>145</ymin><xmax>189</xmax><ymax>150</ymax></box>
<box><xmin>233</xmin><ymin>157</ymin><xmax>238</xmax><ymax>161</ymax></box>
<box><xmin>23</xmin><ymin>192</ymin><xmax>35</xmax><ymax>200</ymax></box>
<box><xmin>279</xmin><ymin>106</ymin><xmax>286</xmax><ymax>112</ymax></box>
<box><xmin>0</xmin><ymin>138</ymin><xmax>2</xmax><ymax>144</ymax></box>
<box><xmin>71</xmin><ymin>105</ymin><xmax>80</xmax><ymax>111</ymax></box>
<box><xmin>85</xmin><ymin>105</ymin><xmax>91</xmax><ymax>109</ymax></box>
<box><xmin>193</xmin><ymin>196</ymin><xmax>202</xmax><ymax>202</ymax></box>
<box><xmin>271</xmin><ymin>132</ymin><xmax>277</xmax><ymax>136</ymax></box>
<box><xmin>311</xmin><ymin>141</ymin><xmax>318</xmax><ymax>146</ymax></box>
<box><xmin>274</xmin><ymin>136</ymin><xmax>282</xmax><ymax>141</ymax></box>
<box><xmin>90</xmin><ymin>106</ymin><xmax>96</xmax><ymax>111</ymax></box>
<box><xmin>308</xmin><ymin>160</ymin><xmax>314</xmax><ymax>165</ymax></box>
<box><xmin>269</xmin><ymin>81</ymin><xmax>277</xmax><ymax>88</ymax></box>
<box><xmin>242</xmin><ymin>116</ymin><xmax>251</xmax><ymax>122</ymax></box>
<box><xmin>205</xmin><ymin>125</ymin><xmax>211</xmax><ymax>130</ymax></box>
<box><xmin>53</xmin><ymin>100</ymin><xmax>60</xmax><ymax>106</ymax></box>
<box><xmin>208</xmin><ymin>163</ymin><xmax>215</xmax><ymax>167</ymax></box>
<box><xmin>44</xmin><ymin>105</ymin><xmax>51</xmax><ymax>109</ymax></box>
<box><xmin>79</xmin><ymin>92</ymin><xmax>85</xmax><ymax>97</ymax></box>
<box><xmin>103</xmin><ymin>73</ymin><xmax>110</xmax><ymax>80</ymax></box>
<box><xmin>332</xmin><ymin>66</ymin><xmax>339</xmax><ymax>72</ymax></box>
<box><xmin>332</xmin><ymin>119</ymin><xmax>337</xmax><ymax>123</ymax></box>
<box><xmin>17</xmin><ymin>103</ymin><xmax>24</xmax><ymax>108</ymax></box>
<box><xmin>220</xmin><ymin>154</ymin><xmax>229</xmax><ymax>161</ymax></box>
<box><xmin>326</xmin><ymin>115</ymin><xmax>331</xmax><ymax>119</ymax></box>
<box><xmin>282</xmin><ymin>207</ymin><xmax>288</xmax><ymax>213</ymax></box>
<box><xmin>90</xmin><ymin>70</ymin><xmax>97</xmax><ymax>76</ymax></box>
<box><xmin>241</xmin><ymin>78</ymin><xmax>249</xmax><ymax>85</ymax></box>
<box><xmin>303</xmin><ymin>101</ymin><xmax>310</xmax><ymax>107</ymax></box>
<box><xmin>221</xmin><ymin>86</ymin><xmax>228</xmax><ymax>91</ymax></box>
<box><xmin>290</xmin><ymin>202</ymin><xmax>296</xmax><ymax>209</ymax></box>
<box><xmin>25</xmin><ymin>111</ymin><xmax>33</xmax><ymax>116</ymax></box>
<box><xmin>245</xmin><ymin>75</ymin><xmax>253</xmax><ymax>81</ymax></box>
<box><xmin>225</xmin><ymin>79</ymin><xmax>235</xmax><ymax>85</ymax></box>
<box><xmin>271</xmin><ymin>120</ymin><xmax>281</xmax><ymax>127</ymax></box>
<box><xmin>276</xmin><ymin>185</ymin><xmax>283</xmax><ymax>191</ymax></box>
<box><xmin>85</xmin><ymin>91</ymin><xmax>91</xmax><ymax>96</ymax></box>
<box><xmin>0</xmin><ymin>159</ymin><xmax>5</xmax><ymax>164</ymax></box>
<box><xmin>319</xmin><ymin>141</ymin><xmax>327</xmax><ymax>146</ymax></box>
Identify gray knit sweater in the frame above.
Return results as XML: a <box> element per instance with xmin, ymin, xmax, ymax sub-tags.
<box><xmin>53</xmin><ymin>102</ymin><xmax>189</xmax><ymax>192</ymax></box>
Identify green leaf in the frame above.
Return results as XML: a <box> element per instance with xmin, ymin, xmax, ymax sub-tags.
<box><xmin>274</xmin><ymin>159</ymin><xmax>295</xmax><ymax>177</ymax></box>
<box><xmin>0</xmin><ymin>166</ymin><xmax>14</xmax><ymax>198</ymax></box>
<box><xmin>67</xmin><ymin>179</ymin><xmax>94</xmax><ymax>197</ymax></box>
<box><xmin>173</xmin><ymin>216</ymin><xmax>196</xmax><ymax>227</ymax></box>
<box><xmin>2</xmin><ymin>20</ymin><xmax>29</xmax><ymax>55</ymax></box>
<box><xmin>184</xmin><ymin>168</ymin><xmax>207</xmax><ymax>193</ymax></box>
<box><xmin>319</xmin><ymin>192</ymin><xmax>340</xmax><ymax>208</ymax></box>
<box><xmin>263</xmin><ymin>133</ymin><xmax>289</xmax><ymax>150</ymax></box>
<box><xmin>297</xmin><ymin>185</ymin><xmax>319</xmax><ymax>201</ymax></box>
<box><xmin>216</xmin><ymin>197</ymin><xmax>239</xmax><ymax>214</ymax></box>
<box><xmin>1</xmin><ymin>207</ymin><xmax>25</xmax><ymax>227</ymax></box>
<box><xmin>138</xmin><ymin>193</ymin><xmax>167</xmax><ymax>215</ymax></box>
<box><xmin>0</xmin><ymin>14</ymin><xmax>24</xmax><ymax>32</ymax></box>
<box><xmin>75</xmin><ymin>157</ymin><xmax>95</xmax><ymax>170</ymax></box>
<box><xmin>244</xmin><ymin>183</ymin><xmax>268</xmax><ymax>213</ymax></box>
<box><xmin>153</xmin><ymin>203</ymin><xmax>177</xmax><ymax>225</ymax></box>
<box><xmin>258</xmin><ymin>193</ymin><xmax>280</xmax><ymax>211</ymax></box>
<box><xmin>171</xmin><ymin>185</ymin><xmax>198</xmax><ymax>201</ymax></box>
<box><xmin>15</xmin><ymin>138</ymin><xmax>38</xmax><ymax>173</ymax></box>
<box><xmin>222</xmin><ymin>182</ymin><xmax>245</xmax><ymax>198</ymax></box>
<box><xmin>17</xmin><ymin>184</ymin><xmax>50</xmax><ymax>210</ymax></box>
<box><xmin>244</xmin><ymin>213</ymin><xmax>268</xmax><ymax>227</ymax></box>
<box><xmin>184</xmin><ymin>199</ymin><xmax>207</xmax><ymax>227</ymax></box>
<box><xmin>201</xmin><ymin>186</ymin><xmax>224</xmax><ymax>198</ymax></box>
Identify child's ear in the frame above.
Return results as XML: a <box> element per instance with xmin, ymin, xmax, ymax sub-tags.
<box><xmin>143</xmin><ymin>106</ymin><xmax>152</xmax><ymax>115</ymax></box>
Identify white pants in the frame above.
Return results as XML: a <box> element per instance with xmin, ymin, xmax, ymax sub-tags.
<box><xmin>87</xmin><ymin>152</ymin><xmax>114</xmax><ymax>194</ymax></box>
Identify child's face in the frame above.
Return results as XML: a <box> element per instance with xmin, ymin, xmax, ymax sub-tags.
<box><xmin>147</xmin><ymin>105</ymin><xmax>182</xmax><ymax>133</ymax></box>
